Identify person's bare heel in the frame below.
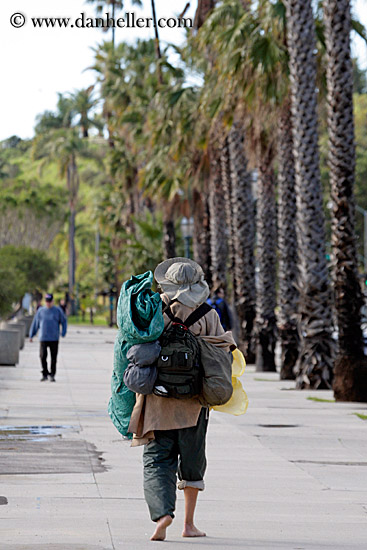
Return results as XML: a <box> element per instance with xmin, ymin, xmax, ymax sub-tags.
<box><xmin>182</xmin><ymin>523</ymin><xmax>206</xmax><ymax>537</ymax></box>
<box><xmin>151</xmin><ymin>515</ymin><xmax>173</xmax><ymax>541</ymax></box>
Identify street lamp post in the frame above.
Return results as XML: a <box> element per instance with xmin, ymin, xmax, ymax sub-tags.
<box><xmin>181</xmin><ymin>216</ymin><xmax>194</xmax><ymax>259</ymax></box>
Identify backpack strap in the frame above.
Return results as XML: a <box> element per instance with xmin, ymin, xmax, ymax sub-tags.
<box><xmin>184</xmin><ymin>302</ymin><xmax>212</xmax><ymax>328</ymax></box>
<box><xmin>162</xmin><ymin>301</ymin><xmax>212</xmax><ymax>328</ymax></box>
<box><xmin>162</xmin><ymin>299</ymin><xmax>184</xmax><ymax>324</ymax></box>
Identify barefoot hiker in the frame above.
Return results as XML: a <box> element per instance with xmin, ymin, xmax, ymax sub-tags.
<box><xmin>29</xmin><ymin>293</ymin><xmax>67</xmax><ymax>381</ymax></box>
<box><xmin>108</xmin><ymin>259</ymin><xmax>237</xmax><ymax>541</ymax></box>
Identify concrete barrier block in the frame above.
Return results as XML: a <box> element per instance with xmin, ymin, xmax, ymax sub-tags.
<box><xmin>0</xmin><ymin>329</ymin><xmax>20</xmax><ymax>366</ymax></box>
<box><xmin>17</xmin><ymin>316</ymin><xmax>34</xmax><ymax>337</ymax></box>
<box><xmin>0</xmin><ymin>322</ymin><xmax>26</xmax><ymax>349</ymax></box>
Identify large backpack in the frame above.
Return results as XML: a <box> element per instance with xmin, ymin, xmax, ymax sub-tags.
<box><xmin>153</xmin><ymin>302</ymin><xmax>212</xmax><ymax>400</ymax></box>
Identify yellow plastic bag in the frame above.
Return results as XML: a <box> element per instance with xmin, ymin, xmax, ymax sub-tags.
<box><xmin>232</xmin><ymin>348</ymin><xmax>246</xmax><ymax>377</ymax></box>
<box><xmin>212</xmin><ymin>348</ymin><xmax>249</xmax><ymax>416</ymax></box>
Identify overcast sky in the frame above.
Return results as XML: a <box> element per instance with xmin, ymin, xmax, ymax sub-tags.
<box><xmin>0</xmin><ymin>0</ymin><xmax>366</xmax><ymax>141</ymax></box>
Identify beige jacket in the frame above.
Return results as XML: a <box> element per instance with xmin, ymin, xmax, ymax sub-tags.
<box><xmin>128</xmin><ymin>294</ymin><xmax>236</xmax><ymax>446</ymax></box>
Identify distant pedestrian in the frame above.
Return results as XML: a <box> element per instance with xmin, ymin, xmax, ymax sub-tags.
<box><xmin>29</xmin><ymin>293</ymin><xmax>67</xmax><ymax>382</ymax></box>
<box><xmin>207</xmin><ymin>288</ymin><xmax>233</xmax><ymax>331</ymax></box>
<box><xmin>59</xmin><ymin>298</ymin><xmax>67</xmax><ymax>315</ymax></box>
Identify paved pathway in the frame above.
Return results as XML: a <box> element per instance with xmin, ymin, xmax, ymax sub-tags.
<box><xmin>1</xmin><ymin>326</ymin><xmax>367</xmax><ymax>549</ymax></box>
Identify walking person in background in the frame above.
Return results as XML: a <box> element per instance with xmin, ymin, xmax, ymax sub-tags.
<box><xmin>58</xmin><ymin>298</ymin><xmax>67</xmax><ymax>315</ymax></box>
<box><xmin>207</xmin><ymin>287</ymin><xmax>233</xmax><ymax>331</ymax></box>
<box><xmin>29</xmin><ymin>293</ymin><xmax>67</xmax><ymax>382</ymax></box>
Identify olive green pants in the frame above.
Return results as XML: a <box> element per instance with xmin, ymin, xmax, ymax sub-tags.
<box><xmin>143</xmin><ymin>407</ymin><xmax>209</xmax><ymax>522</ymax></box>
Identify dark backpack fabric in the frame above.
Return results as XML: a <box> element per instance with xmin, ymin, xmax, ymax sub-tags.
<box><xmin>197</xmin><ymin>338</ymin><xmax>233</xmax><ymax>406</ymax></box>
<box><xmin>153</xmin><ymin>303</ymin><xmax>211</xmax><ymax>400</ymax></box>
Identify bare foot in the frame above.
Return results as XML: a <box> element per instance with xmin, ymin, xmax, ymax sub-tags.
<box><xmin>182</xmin><ymin>524</ymin><xmax>206</xmax><ymax>537</ymax></box>
<box><xmin>150</xmin><ymin>515</ymin><xmax>173</xmax><ymax>541</ymax></box>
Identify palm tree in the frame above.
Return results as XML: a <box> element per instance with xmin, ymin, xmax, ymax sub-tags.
<box><xmin>194</xmin><ymin>0</ymin><xmax>217</xmax><ymax>30</ymax></box>
<box><xmin>254</xmin><ymin>137</ymin><xmax>277</xmax><ymax>372</ymax></box>
<box><xmin>227</xmin><ymin>123</ymin><xmax>256</xmax><ymax>362</ymax></box>
<box><xmin>277</xmin><ymin>99</ymin><xmax>299</xmax><ymax>379</ymax></box>
<box><xmin>33</xmin><ymin>99</ymin><xmax>101</xmax><ymax>299</ymax></box>
<box><xmin>192</xmin><ymin>189</ymin><xmax>212</xmax><ymax>286</ymax></box>
<box><xmin>208</xmin><ymin>133</ymin><xmax>228</xmax><ymax>289</ymax></box>
<box><xmin>71</xmin><ymin>86</ymin><xmax>100</xmax><ymax>138</ymax></box>
<box><xmin>323</xmin><ymin>0</ymin><xmax>367</xmax><ymax>402</ymax></box>
<box><xmin>193</xmin><ymin>1</ymin><xmax>277</xmax><ymax>362</ymax></box>
<box><xmin>284</xmin><ymin>0</ymin><xmax>335</xmax><ymax>388</ymax></box>
<box><xmin>86</xmin><ymin>0</ymin><xmax>142</xmax><ymax>47</ymax></box>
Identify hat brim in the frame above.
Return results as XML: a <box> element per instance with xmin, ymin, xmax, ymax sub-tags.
<box><xmin>154</xmin><ymin>257</ymin><xmax>209</xmax><ymax>307</ymax></box>
<box><xmin>154</xmin><ymin>257</ymin><xmax>204</xmax><ymax>285</ymax></box>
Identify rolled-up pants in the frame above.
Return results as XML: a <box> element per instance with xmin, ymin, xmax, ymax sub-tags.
<box><xmin>143</xmin><ymin>407</ymin><xmax>209</xmax><ymax>522</ymax></box>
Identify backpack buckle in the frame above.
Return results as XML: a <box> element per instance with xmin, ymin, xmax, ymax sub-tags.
<box><xmin>172</xmin><ymin>322</ymin><xmax>188</xmax><ymax>331</ymax></box>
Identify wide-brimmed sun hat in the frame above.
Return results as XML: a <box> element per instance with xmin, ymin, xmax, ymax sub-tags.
<box><xmin>154</xmin><ymin>257</ymin><xmax>210</xmax><ymax>307</ymax></box>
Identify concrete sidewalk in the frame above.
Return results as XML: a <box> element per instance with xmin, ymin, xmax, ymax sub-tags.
<box><xmin>1</xmin><ymin>326</ymin><xmax>367</xmax><ymax>550</ymax></box>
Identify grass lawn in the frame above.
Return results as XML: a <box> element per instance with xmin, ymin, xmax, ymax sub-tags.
<box><xmin>67</xmin><ymin>315</ymin><xmax>111</xmax><ymax>327</ymax></box>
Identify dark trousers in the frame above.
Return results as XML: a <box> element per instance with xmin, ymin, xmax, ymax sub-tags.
<box><xmin>143</xmin><ymin>407</ymin><xmax>209</xmax><ymax>522</ymax></box>
<box><xmin>40</xmin><ymin>341</ymin><xmax>59</xmax><ymax>377</ymax></box>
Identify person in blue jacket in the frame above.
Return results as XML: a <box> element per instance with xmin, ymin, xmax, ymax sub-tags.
<box><xmin>207</xmin><ymin>287</ymin><xmax>233</xmax><ymax>331</ymax></box>
<box><xmin>29</xmin><ymin>293</ymin><xmax>67</xmax><ymax>382</ymax></box>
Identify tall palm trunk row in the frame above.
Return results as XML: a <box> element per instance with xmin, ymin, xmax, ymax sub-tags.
<box><xmin>285</xmin><ymin>0</ymin><xmax>335</xmax><ymax>389</ymax></box>
<box><xmin>277</xmin><ymin>101</ymin><xmax>299</xmax><ymax>380</ymax></box>
<box><xmin>220</xmin><ymin>135</ymin><xmax>235</xmax><ymax>286</ymax></box>
<box><xmin>227</xmin><ymin>125</ymin><xmax>256</xmax><ymax>363</ymax></box>
<box><xmin>208</xmin><ymin>141</ymin><xmax>228</xmax><ymax>289</ymax></box>
<box><xmin>323</xmin><ymin>0</ymin><xmax>367</xmax><ymax>401</ymax></box>
<box><xmin>254</xmin><ymin>143</ymin><xmax>277</xmax><ymax>372</ymax></box>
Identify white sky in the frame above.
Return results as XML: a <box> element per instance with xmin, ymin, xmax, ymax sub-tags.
<box><xmin>0</xmin><ymin>0</ymin><xmax>366</xmax><ymax>141</ymax></box>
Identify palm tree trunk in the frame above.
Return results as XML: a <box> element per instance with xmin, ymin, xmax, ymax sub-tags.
<box><xmin>285</xmin><ymin>0</ymin><xmax>335</xmax><ymax>389</ymax></box>
<box><xmin>150</xmin><ymin>0</ymin><xmax>163</xmax><ymax>85</ymax></box>
<box><xmin>193</xmin><ymin>188</ymin><xmax>212</xmax><ymax>287</ymax></box>
<box><xmin>67</xmin><ymin>156</ymin><xmax>79</xmax><ymax>307</ymax></box>
<box><xmin>227</xmin><ymin>124</ymin><xmax>256</xmax><ymax>362</ymax></box>
<box><xmin>111</xmin><ymin>1</ymin><xmax>115</xmax><ymax>48</ymax></box>
<box><xmin>255</xmin><ymin>143</ymin><xmax>277</xmax><ymax>372</ymax></box>
<box><xmin>208</xmin><ymin>142</ymin><xmax>228</xmax><ymax>289</ymax></box>
<box><xmin>194</xmin><ymin>0</ymin><xmax>216</xmax><ymax>29</ymax></box>
<box><xmin>324</xmin><ymin>0</ymin><xmax>367</xmax><ymax>402</ymax></box>
<box><xmin>277</xmin><ymin>100</ymin><xmax>299</xmax><ymax>380</ymax></box>
<box><xmin>162</xmin><ymin>204</ymin><xmax>176</xmax><ymax>259</ymax></box>
<box><xmin>68</xmin><ymin>209</ymin><xmax>76</xmax><ymax>297</ymax></box>
<box><xmin>220</xmin><ymin>136</ymin><xmax>234</xmax><ymax>291</ymax></box>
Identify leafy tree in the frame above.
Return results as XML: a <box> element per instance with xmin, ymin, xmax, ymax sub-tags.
<box><xmin>0</xmin><ymin>266</ymin><xmax>25</xmax><ymax>317</ymax></box>
<box><xmin>0</xmin><ymin>181</ymin><xmax>65</xmax><ymax>250</ymax></box>
<box><xmin>0</xmin><ymin>245</ymin><xmax>56</xmax><ymax>316</ymax></box>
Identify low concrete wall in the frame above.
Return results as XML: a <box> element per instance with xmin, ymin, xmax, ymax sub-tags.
<box><xmin>0</xmin><ymin>329</ymin><xmax>20</xmax><ymax>366</ymax></box>
<box><xmin>0</xmin><ymin>322</ymin><xmax>26</xmax><ymax>349</ymax></box>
